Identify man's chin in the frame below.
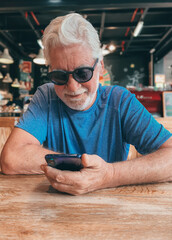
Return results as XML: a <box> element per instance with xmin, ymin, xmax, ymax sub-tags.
<box><xmin>65</xmin><ymin>102</ymin><xmax>88</xmax><ymax>111</ymax></box>
<box><xmin>64</xmin><ymin>97</ymin><xmax>92</xmax><ymax>111</ymax></box>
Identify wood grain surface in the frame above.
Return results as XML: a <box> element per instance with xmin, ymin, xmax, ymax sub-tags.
<box><xmin>0</xmin><ymin>127</ymin><xmax>12</xmax><ymax>154</ymax></box>
<box><xmin>0</xmin><ymin>174</ymin><xmax>171</xmax><ymax>240</ymax></box>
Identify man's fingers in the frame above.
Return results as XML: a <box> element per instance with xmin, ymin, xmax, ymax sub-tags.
<box><xmin>42</xmin><ymin>165</ymin><xmax>82</xmax><ymax>185</ymax></box>
<box><xmin>41</xmin><ymin>154</ymin><xmax>108</xmax><ymax>195</ymax></box>
<box><xmin>50</xmin><ymin>180</ymin><xmax>85</xmax><ymax>195</ymax></box>
<box><xmin>46</xmin><ymin>174</ymin><xmax>87</xmax><ymax>195</ymax></box>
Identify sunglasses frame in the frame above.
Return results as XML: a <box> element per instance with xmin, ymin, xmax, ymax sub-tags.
<box><xmin>48</xmin><ymin>58</ymin><xmax>99</xmax><ymax>85</ymax></box>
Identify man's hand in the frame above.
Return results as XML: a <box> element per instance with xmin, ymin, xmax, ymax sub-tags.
<box><xmin>41</xmin><ymin>154</ymin><xmax>115</xmax><ymax>195</ymax></box>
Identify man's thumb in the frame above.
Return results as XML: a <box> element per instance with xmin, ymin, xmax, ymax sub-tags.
<box><xmin>81</xmin><ymin>154</ymin><xmax>98</xmax><ymax>168</ymax></box>
<box><xmin>81</xmin><ymin>153</ymin><xmax>91</xmax><ymax>167</ymax></box>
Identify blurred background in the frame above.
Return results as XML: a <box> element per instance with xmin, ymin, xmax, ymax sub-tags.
<box><xmin>0</xmin><ymin>0</ymin><xmax>172</xmax><ymax>117</ymax></box>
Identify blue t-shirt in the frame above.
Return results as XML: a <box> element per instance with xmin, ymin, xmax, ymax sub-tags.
<box><xmin>16</xmin><ymin>83</ymin><xmax>171</xmax><ymax>163</ymax></box>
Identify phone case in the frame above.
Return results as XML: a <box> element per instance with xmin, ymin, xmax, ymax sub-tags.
<box><xmin>45</xmin><ymin>154</ymin><xmax>83</xmax><ymax>171</ymax></box>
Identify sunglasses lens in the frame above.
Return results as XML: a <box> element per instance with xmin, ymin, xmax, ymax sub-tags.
<box><xmin>74</xmin><ymin>68</ymin><xmax>93</xmax><ymax>82</ymax></box>
<box><xmin>48</xmin><ymin>60</ymin><xmax>98</xmax><ymax>85</ymax></box>
<box><xmin>48</xmin><ymin>71</ymin><xmax>68</xmax><ymax>85</ymax></box>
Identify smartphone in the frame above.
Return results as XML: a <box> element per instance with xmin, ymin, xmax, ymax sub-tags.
<box><xmin>45</xmin><ymin>154</ymin><xmax>83</xmax><ymax>171</ymax></box>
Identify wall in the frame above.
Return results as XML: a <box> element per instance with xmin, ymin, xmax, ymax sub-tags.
<box><xmin>154</xmin><ymin>50</ymin><xmax>172</xmax><ymax>84</ymax></box>
<box><xmin>164</xmin><ymin>51</ymin><xmax>172</xmax><ymax>83</ymax></box>
<box><xmin>103</xmin><ymin>52</ymin><xmax>149</xmax><ymax>87</ymax></box>
<box><xmin>33</xmin><ymin>64</ymin><xmax>49</xmax><ymax>91</ymax></box>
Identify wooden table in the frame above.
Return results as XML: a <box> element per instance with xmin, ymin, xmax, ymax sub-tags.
<box><xmin>0</xmin><ymin>117</ymin><xmax>19</xmax><ymax>154</ymax></box>
<box><xmin>0</xmin><ymin>174</ymin><xmax>171</xmax><ymax>240</ymax></box>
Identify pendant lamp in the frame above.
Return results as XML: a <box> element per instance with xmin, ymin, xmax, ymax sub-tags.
<box><xmin>133</xmin><ymin>21</ymin><xmax>144</xmax><ymax>37</ymax></box>
<box><xmin>2</xmin><ymin>73</ymin><xmax>13</xmax><ymax>83</ymax></box>
<box><xmin>11</xmin><ymin>78</ymin><xmax>20</xmax><ymax>88</ymax></box>
<box><xmin>33</xmin><ymin>49</ymin><xmax>46</xmax><ymax>65</ymax></box>
<box><xmin>0</xmin><ymin>72</ymin><xmax>3</xmax><ymax>79</ymax></box>
<box><xmin>0</xmin><ymin>48</ymin><xmax>14</xmax><ymax>64</ymax></box>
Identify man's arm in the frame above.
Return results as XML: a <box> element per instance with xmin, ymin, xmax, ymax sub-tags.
<box><xmin>0</xmin><ymin>128</ymin><xmax>55</xmax><ymax>174</ymax></box>
<box><xmin>41</xmin><ymin>137</ymin><xmax>172</xmax><ymax>195</ymax></box>
<box><xmin>112</xmin><ymin>137</ymin><xmax>172</xmax><ymax>187</ymax></box>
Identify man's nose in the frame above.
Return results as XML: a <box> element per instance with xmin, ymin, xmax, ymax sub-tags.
<box><xmin>66</xmin><ymin>74</ymin><xmax>81</xmax><ymax>92</ymax></box>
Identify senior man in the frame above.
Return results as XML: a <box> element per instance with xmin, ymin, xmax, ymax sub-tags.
<box><xmin>1</xmin><ymin>13</ymin><xmax>172</xmax><ymax>195</ymax></box>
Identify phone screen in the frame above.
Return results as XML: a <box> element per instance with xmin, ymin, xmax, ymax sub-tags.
<box><xmin>45</xmin><ymin>154</ymin><xmax>83</xmax><ymax>171</ymax></box>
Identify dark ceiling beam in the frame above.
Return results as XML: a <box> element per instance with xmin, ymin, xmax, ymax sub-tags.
<box><xmin>1</xmin><ymin>8</ymin><xmax>171</xmax><ymax>18</ymax></box>
<box><xmin>125</xmin><ymin>8</ymin><xmax>149</xmax><ymax>52</ymax></box>
<box><xmin>79</xmin><ymin>9</ymin><xmax>172</xmax><ymax>15</ymax></box>
<box><xmin>153</xmin><ymin>27</ymin><xmax>172</xmax><ymax>55</ymax></box>
<box><xmin>95</xmin><ymin>22</ymin><xmax>172</xmax><ymax>30</ymax></box>
<box><xmin>155</xmin><ymin>38</ymin><xmax>172</xmax><ymax>55</ymax></box>
<box><xmin>78</xmin><ymin>9</ymin><xmax>136</xmax><ymax>15</ymax></box>
<box><xmin>99</xmin><ymin>12</ymin><xmax>106</xmax><ymax>41</ymax></box>
<box><xmin>140</xmin><ymin>34</ymin><xmax>162</xmax><ymax>37</ymax></box>
<box><xmin>143</xmin><ymin>24</ymin><xmax>172</xmax><ymax>28</ymax></box>
<box><xmin>132</xmin><ymin>38</ymin><xmax>160</xmax><ymax>42</ymax></box>
<box><xmin>0</xmin><ymin>28</ymin><xmax>33</xmax><ymax>32</ymax></box>
<box><xmin>124</xmin><ymin>48</ymin><xmax>150</xmax><ymax>52</ymax></box>
<box><xmin>154</xmin><ymin>39</ymin><xmax>172</xmax><ymax>60</ymax></box>
<box><xmin>0</xmin><ymin>31</ymin><xmax>30</xmax><ymax>59</ymax></box>
<box><xmin>154</xmin><ymin>28</ymin><xmax>172</xmax><ymax>49</ymax></box>
<box><xmin>0</xmin><ymin>0</ymin><xmax>172</xmax><ymax>12</ymax></box>
<box><xmin>0</xmin><ymin>1</ymin><xmax>171</xmax><ymax>59</ymax></box>
<box><xmin>20</xmin><ymin>11</ymin><xmax>41</xmax><ymax>39</ymax></box>
<box><xmin>1</xmin><ymin>22</ymin><xmax>172</xmax><ymax>32</ymax></box>
<box><xmin>144</xmin><ymin>9</ymin><xmax>172</xmax><ymax>14</ymax></box>
<box><xmin>0</xmin><ymin>41</ymin><xmax>7</xmax><ymax>51</ymax></box>
<box><xmin>102</xmin><ymin>37</ymin><xmax>160</xmax><ymax>43</ymax></box>
<box><xmin>128</xmin><ymin>46</ymin><xmax>150</xmax><ymax>49</ymax></box>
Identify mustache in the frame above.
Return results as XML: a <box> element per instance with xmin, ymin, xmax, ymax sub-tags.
<box><xmin>63</xmin><ymin>88</ymin><xmax>88</xmax><ymax>95</ymax></box>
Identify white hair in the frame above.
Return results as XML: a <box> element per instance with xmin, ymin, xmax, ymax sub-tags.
<box><xmin>42</xmin><ymin>13</ymin><xmax>102</xmax><ymax>65</ymax></box>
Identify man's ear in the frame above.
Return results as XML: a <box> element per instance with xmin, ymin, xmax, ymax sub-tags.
<box><xmin>99</xmin><ymin>59</ymin><xmax>105</xmax><ymax>77</ymax></box>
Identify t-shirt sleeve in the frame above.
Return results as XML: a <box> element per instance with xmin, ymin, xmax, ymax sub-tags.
<box><xmin>16</xmin><ymin>85</ymin><xmax>49</xmax><ymax>144</ymax></box>
<box><xmin>119</xmin><ymin>88</ymin><xmax>172</xmax><ymax>154</ymax></box>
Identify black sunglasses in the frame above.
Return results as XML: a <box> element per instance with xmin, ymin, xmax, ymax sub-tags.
<box><xmin>47</xmin><ymin>58</ymin><xmax>99</xmax><ymax>85</ymax></box>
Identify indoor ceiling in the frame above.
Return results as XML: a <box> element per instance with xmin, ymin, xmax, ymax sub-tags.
<box><xmin>0</xmin><ymin>0</ymin><xmax>172</xmax><ymax>62</ymax></box>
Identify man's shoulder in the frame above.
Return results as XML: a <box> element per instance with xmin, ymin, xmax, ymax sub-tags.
<box><xmin>36</xmin><ymin>83</ymin><xmax>57</xmax><ymax>99</ymax></box>
<box><xmin>37</xmin><ymin>83</ymin><xmax>54</xmax><ymax>92</ymax></box>
<box><xmin>99</xmin><ymin>84</ymin><xmax>131</xmax><ymax>101</ymax></box>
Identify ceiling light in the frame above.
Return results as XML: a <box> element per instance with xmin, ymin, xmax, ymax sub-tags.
<box><xmin>29</xmin><ymin>53</ymin><xmax>37</xmax><ymax>59</ymax></box>
<box><xmin>37</xmin><ymin>39</ymin><xmax>44</xmax><ymax>49</ymax></box>
<box><xmin>133</xmin><ymin>21</ymin><xmax>144</xmax><ymax>37</ymax></box>
<box><xmin>150</xmin><ymin>48</ymin><xmax>155</xmax><ymax>54</ymax></box>
<box><xmin>2</xmin><ymin>65</ymin><xmax>7</xmax><ymax>68</ymax></box>
<box><xmin>0</xmin><ymin>48</ymin><xmax>14</xmax><ymax>64</ymax></box>
<box><xmin>0</xmin><ymin>72</ymin><xmax>3</xmax><ymax>79</ymax></box>
<box><xmin>33</xmin><ymin>49</ymin><xmax>46</xmax><ymax>65</ymax></box>
<box><xmin>2</xmin><ymin>73</ymin><xmax>13</xmax><ymax>83</ymax></box>
<box><xmin>108</xmin><ymin>44</ymin><xmax>116</xmax><ymax>52</ymax></box>
<box><xmin>49</xmin><ymin>0</ymin><xmax>62</xmax><ymax>3</ymax></box>
<box><xmin>11</xmin><ymin>78</ymin><xmax>20</xmax><ymax>88</ymax></box>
